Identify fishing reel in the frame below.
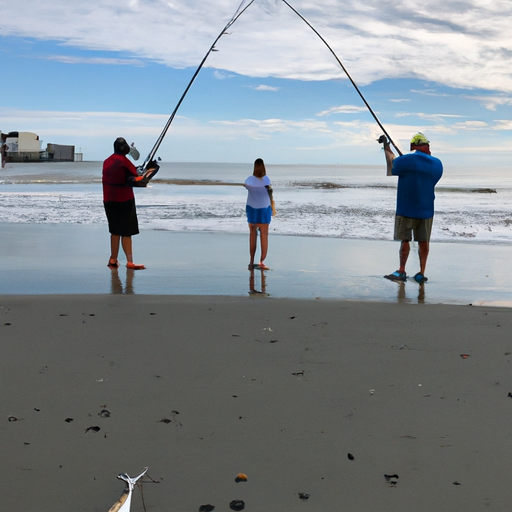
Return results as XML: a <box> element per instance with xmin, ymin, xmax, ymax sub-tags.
<box><xmin>137</xmin><ymin>157</ymin><xmax>161</xmax><ymax>176</ymax></box>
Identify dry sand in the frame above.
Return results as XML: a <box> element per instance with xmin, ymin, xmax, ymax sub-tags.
<box><xmin>2</xmin><ymin>294</ymin><xmax>512</xmax><ymax>511</ymax></box>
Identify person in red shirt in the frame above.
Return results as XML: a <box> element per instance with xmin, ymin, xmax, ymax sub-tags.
<box><xmin>102</xmin><ymin>137</ymin><xmax>157</xmax><ymax>270</ymax></box>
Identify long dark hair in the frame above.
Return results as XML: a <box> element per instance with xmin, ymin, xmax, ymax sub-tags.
<box><xmin>253</xmin><ymin>158</ymin><xmax>266</xmax><ymax>178</ymax></box>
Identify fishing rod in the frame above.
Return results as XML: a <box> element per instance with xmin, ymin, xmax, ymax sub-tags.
<box><xmin>139</xmin><ymin>0</ymin><xmax>256</xmax><ymax>173</ymax></box>
<box><xmin>279</xmin><ymin>0</ymin><xmax>402</xmax><ymax>156</ymax></box>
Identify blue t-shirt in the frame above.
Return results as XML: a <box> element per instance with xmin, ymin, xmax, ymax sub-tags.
<box><xmin>392</xmin><ymin>151</ymin><xmax>443</xmax><ymax>219</ymax></box>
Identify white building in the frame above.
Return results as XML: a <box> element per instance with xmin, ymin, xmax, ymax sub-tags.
<box><xmin>5</xmin><ymin>131</ymin><xmax>42</xmax><ymax>153</ymax></box>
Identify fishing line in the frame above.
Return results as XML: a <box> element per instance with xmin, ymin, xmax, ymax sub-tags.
<box><xmin>141</xmin><ymin>0</ymin><xmax>401</xmax><ymax>171</ymax></box>
<box><xmin>279</xmin><ymin>0</ymin><xmax>402</xmax><ymax>156</ymax></box>
<box><xmin>140</xmin><ymin>0</ymin><xmax>256</xmax><ymax>172</ymax></box>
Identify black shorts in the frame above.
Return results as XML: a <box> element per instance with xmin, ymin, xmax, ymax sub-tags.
<box><xmin>104</xmin><ymin>199</ymin><xmax>139</xmax><ymax>236</ymax></box>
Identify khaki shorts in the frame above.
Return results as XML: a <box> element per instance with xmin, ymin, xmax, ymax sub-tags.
<box><xmin>394</xmin><ymin>216</ymin><xmax>433</xmax><ymax>242</ymax></box>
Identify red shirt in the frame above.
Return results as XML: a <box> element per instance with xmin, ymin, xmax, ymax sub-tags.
<box><xmin>102</xmin><ymin>153</ymin><xmax>138</xmax><ymax>202</ymax></box>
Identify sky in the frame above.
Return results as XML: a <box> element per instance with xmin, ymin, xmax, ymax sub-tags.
<box><xmin>1</xmin><ymin>0</ymin><xmax>512</xmax><ymax>166</ymax></box>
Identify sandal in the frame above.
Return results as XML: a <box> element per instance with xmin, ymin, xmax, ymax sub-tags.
<box><xmin>126</xmin><ymin>262</ymin><xmax>146</xmax><ymax>270</ymax></box>
<box><xmin>107</xmin><ymin>259</ymin><xmax>120</xmax><ymax>269</ymax></box>
<box><xmin>384</xmin><ymin>270</ymin><xmax>407</xmax><ymax>282</ymax></box>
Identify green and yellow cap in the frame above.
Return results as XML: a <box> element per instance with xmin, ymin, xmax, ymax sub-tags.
<box><xmin>410</xmin><ymin>132</ymin><xmax>430</xmax><ymax>146</ymax></box>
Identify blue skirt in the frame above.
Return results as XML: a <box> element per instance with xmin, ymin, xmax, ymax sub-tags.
<box><xmin>246</xmin><ymin>205</ymin><xmax>272</xmax><ymax>224</ymax></box>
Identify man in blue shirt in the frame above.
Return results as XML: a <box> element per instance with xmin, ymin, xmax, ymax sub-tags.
<box><xmin>380</xmin><ymin>133</ymin><xmax>443</xmax><ymax>283</ymax></box>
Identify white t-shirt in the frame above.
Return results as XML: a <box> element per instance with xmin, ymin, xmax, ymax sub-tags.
<box><xmin>245</xmin><ymin>175</ymin><xmax>271</xmax><ymax>209</ymax></box>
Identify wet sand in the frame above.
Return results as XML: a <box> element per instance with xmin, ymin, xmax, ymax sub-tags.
<box><xmin>2</xmin><ymin>222</ymin><xmax>512</xmax><ymax>306</ymax></box>
<box><xmin>2</xmin><ymin>294</ymin><xmax>512</xmax><ymax>511</ymax></box>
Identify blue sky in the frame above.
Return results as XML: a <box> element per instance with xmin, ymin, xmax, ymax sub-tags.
<box><xmin>1</xmin><ymin>0</ymin><xmax>512</xmax><ymax>166</ymax></box>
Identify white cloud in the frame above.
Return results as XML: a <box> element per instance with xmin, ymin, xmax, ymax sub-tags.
<box><xmin>417</xmin><ymin>113</ymin><xmax>465</xmax><ymax>120</ymax></box>
<box><xmin>395</xmin><ymin>112</ymin><xmax>465</xmax><ymax>121</ymax></box>
<box><xmin>452</xmin><ymin>120</ymin><xmax>489</xmax><ymax>130</ymax></box>
<box><xmin>0</xmin><ymin>107</ymin><xmax>168</xmax><ymax>130</ymax></box>
<box><xmin>317</xmin><ymin>105</ymin><xmax>368</xmax><ymax>116</ymax></box>
<box><xmin>2</xmin><ymin>0</ymin><xmax>512</xmax><ymax>91</ymax></box>
<box><xmin>213</xmin><ymin>70</ymin><xmax>234</xmax><ymax>79</ymax></box>
<box><xmin>211</xmin><ymin>117</ymin><xmax>331</xmax><ymax>138</ymax></box>
<box><xmin>253</xmin><ymin>85</ymin><xmax>280</xmax><ymax>91</ymax></box>
<box><xmin>464</xmin><ymin>94</ymin><xmax>512</xmax><ymax>111</ymax></box>
<box><xmin>410</xmin><ymin>89</ymin><xmax>451</xmax><ymax>98</ymax></box>
<box><xmin>44</xmin><ymin>55</ymin><xmax>146</xmax><ymax>66</ymax></box>
<box><xmin>492</xmin><ymin>120</ymin><xmax>512</xmax><ymax>131</ymax></box>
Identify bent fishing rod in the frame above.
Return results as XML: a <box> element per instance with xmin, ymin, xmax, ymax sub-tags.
<box><xmin>279</xmin><ymin>0</ymin><xmax>402</xmax><ymax>156</ymax></box>
<box><xmin>140</xmin><ymin>0</ymin><xmax>256</xmax><ymax>172</ymax></box>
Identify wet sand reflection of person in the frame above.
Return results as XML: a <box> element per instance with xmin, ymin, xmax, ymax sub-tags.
<box><xmin>110</xmin><ymin>268</ymin><xmax>135</xmax><ymax>294</ymax></box>
<box><xmin>249</xmin><ymin>268</ymin><xmax>268</xmax><ymax>296</ymax></box>
<box><xmin>395</xmin><ymin>280</ymin><xmax>425</xmax><ymax>304</ymax></box>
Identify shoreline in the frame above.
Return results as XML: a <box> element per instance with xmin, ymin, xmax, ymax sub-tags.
<box><xmin>2</xmin><ymin>222</ymin><xmax>512</xmax><ymax>306</ymax></box>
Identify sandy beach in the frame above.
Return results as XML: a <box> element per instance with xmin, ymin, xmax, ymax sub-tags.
<box><xmin>2</xmin><ymin>223</ymin><xmax>512</xmax><ymax>511</ymax></box>
<box><xmin>2</xmin><ymin>294</ymin><xmax>512</xmax><ymax>511</ymax></box>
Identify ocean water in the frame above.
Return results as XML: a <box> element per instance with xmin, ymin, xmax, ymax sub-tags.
<box><xmin>1</xmin><ymin>160</ymin><xmax>511</xmax><ymax>244</ymax></box>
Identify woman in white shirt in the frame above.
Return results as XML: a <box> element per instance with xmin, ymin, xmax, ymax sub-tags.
<box><xmin>244</xmin><ymin>158</ymin><xmax>273</xmax><ymax>270</ymax></box>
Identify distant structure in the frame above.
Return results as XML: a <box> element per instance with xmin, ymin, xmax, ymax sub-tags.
<box><xmin>0</xmin><ymin>131</ymin><xmax>83</xmax><ymax>162</ymax></box>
